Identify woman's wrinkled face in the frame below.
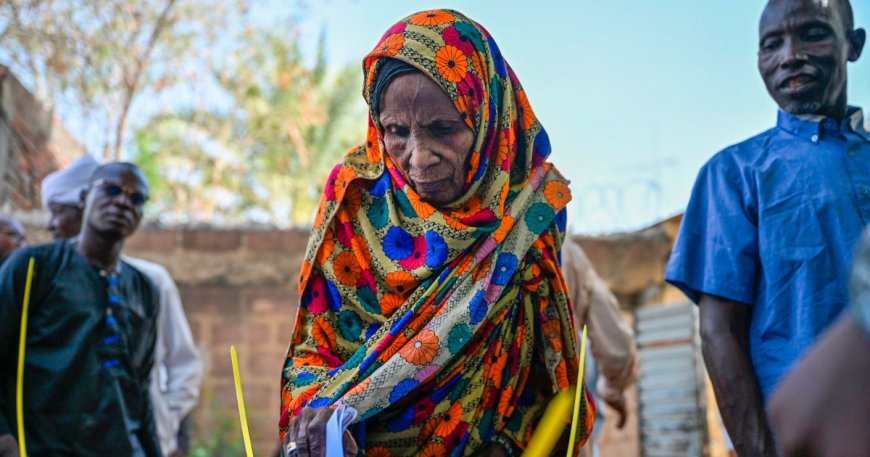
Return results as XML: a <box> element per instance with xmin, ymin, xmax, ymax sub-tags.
<box><xmin>379</xmin><ymin>72</ymin><xmax>475</xmax><ymax>207</ymax></box>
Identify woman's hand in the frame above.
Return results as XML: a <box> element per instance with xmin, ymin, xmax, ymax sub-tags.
<box><xmin>282</xmin><ymin>408</ymin><xmax>358</xmax><ymax>457</ymax></box>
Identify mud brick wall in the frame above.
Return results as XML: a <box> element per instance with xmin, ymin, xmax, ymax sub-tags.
<box><xmin>125</xmin><ymin>228</ymin><xmax>310</xmax><ymax>455</ymax></box>
<box><xmin>98</xmin><ymin>218</ymin><xmax>683</xmax><ymax>456</ymax></box>
<box><xmin>0</xmin><ymin>66</ymin><xmax>85</xmax><ymax>211</ymax></box>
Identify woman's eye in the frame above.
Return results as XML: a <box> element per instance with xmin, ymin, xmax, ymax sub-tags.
<box><xmin>386</xmin><ymin>125</ymin><xmax>410</xmax><ymax>137</ymax></box>
<box><xmin>431</xmin><ymin>123</ymin><xmax>455</xmax><ymax>136</ymax></box>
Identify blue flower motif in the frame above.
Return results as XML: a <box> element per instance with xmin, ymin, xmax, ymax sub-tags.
<box><xmin>338</xmin><ymin>310</ymin><xmax>364</xmax><ymax>341</ymax></box>
<box><xmin>473</xmin><ymin>157</ymin><xmax>486</xmax><ymax>182</ymax></box>
<box><xmin>383</xmin><ymin>226</ymin><xmax>414</xmax><ymax>260</ymax></box>
<box><xmin>309</xmin><ymin>397</ymin><xmax>331</xmax><ymax>408</ymax></box>
<box><xmin>326</xmin><ymin>279</ymin><xmax>342</xmax><ymax>312</ymax></box>
<box><xmin>356</xmin><ymin>286</ymin><xmax>381</xmax><ymax>315</ymax></box>
<box><xmin>367</xmin><ymin>197</ymin><xmax>389</xmax><ymax>229</ymax></box>
<box><xmin>447</xmin><ymin>323</ymin><xmax>472</xmax><ymax>355</ymax></box>
<box><xmin>425</xmin><ymin>231</ymin><xmax>449</xmax><ymax>267</ymax></box>
<box><xmin>524</xmin><ymin>202</ymin><xmax>554</xmax><ymax>234</ymax></box>
<box><xmin>390</xmin><ymin>378</ymin><xmax>420</xmax><ymax>403</ymax></box>
<box><xmin>469</xmin><ymin>290</ymin><xmax>487</xmax><ymax>325</ymax></box>
<box><xmin>365</xmin><ymin>323</ymin><xmax>380</xmax><ymax>339</ymax></box>
<box><xmin>395</xmin><ymin>191</ymin><xmax>417</xmax><ymax>218</ymax></box>
<box><xmin>387</xmin><ymin>405</ymin><xmax>415</xmax><ymax>432</ymax></box>
<box><xmin>492</xmin><ymin>253</ymin><xmax>519</xmax><ymax>286</ymax></box>
<box><xmin>370</xmin><ymin>173</ymin><xmax>390</xmax><ymax>197</ymax></box>
<box><xmin>292</xmin><ymin>372</ymin><xmax>316</xmax><ymax>387</ymax></box>
<box><xmin>534</xmin><ymin>128</ymin><xmax>552</xmax><ymax>159</ymax></box>
<box><xmin>488</xmin><ymin>37</ymin><xmax>507</xmax><ymax>77</ymax></box>
<box><xmin>554</xmin><ymin>207</ymin><xmax>567</xmax><ymax>233</ymax></box>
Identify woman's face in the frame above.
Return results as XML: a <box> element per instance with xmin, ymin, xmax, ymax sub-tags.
<box><xmin>379</xmin><ymin>72</ymin><xmax>475</xmax><ymax>206</ymax></box>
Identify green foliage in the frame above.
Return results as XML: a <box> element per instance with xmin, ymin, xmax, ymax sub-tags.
<box><xmin>132</xmin><ymin>27</ymin><xmax>365</xmax><ymax>227</ymax></box>
<box><xmin>0</xmin><ymin>0</ymin><xmax>251</xmax><ymax>160</ymax></box>
<box><xmin>187</xmin><ymin>394</ymin><xmax>247</xmax><ymax>457</ymax></box>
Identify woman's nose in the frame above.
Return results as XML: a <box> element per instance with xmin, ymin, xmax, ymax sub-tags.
<box><xmin>408</xmin><ymin>135</ymin><xmax>439</xmax><ymax>170</ymax></box>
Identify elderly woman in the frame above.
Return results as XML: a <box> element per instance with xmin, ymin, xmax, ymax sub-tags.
<box><xmin>280</xmin><ymin>9</ymin><xmax>593</xmax><ymax>456</ymax></box>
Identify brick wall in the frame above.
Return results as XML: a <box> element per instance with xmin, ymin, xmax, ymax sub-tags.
<box><xmin>0</xmin><ymin>66</ymin><xmax>85</xmax><ymax>211</ymax></box>
<box><xmin>13</xmin><ymin>217</ymin><xmax>684</xmax><ymax>456</ymax></box>
<box><xmin>125</xmin><ymin>228</ymin><xmax>310</xmax><ymax>455</ymax></box>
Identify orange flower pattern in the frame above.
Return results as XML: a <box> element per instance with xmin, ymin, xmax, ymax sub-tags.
<box><xmin>281</xmin><ymin>9</ymin><xmax>593</xmax><ymax>454</ymax></box>
<box><xmin>435</xmin><ymin>45</ymin><xmax>468</xmax><ymax>83</ymax></box>
<box><xmin>399</xmin><ymin>328</ymin><xmax>440</xmax><ymax>365</ymax></box>
<box><xmin>409</xmin><ymin>10</ymin><xmax>454</xmax><ymax>26</ymax></box>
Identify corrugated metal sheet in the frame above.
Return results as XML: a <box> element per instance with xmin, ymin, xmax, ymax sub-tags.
<box><xmin>636</xmin><ymin>302</ymin><xmax>707</xmax><ymax>457</ymax></box>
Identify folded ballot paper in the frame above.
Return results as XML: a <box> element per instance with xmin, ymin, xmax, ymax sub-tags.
<box><xmin>325</xmin><ymin>405</ymin><xmax>358</xmax><ymax>457</ymax></box>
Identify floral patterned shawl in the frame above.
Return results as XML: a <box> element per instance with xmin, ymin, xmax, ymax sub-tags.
<box><xmin>280</xmin><ymin>9</ymin><xmax>593</xmax><ymax>455</ymax></box>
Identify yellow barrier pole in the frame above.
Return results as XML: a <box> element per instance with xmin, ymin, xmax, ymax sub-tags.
<box><xmin>16</xmin><ymin>257</ymin><xmax>36</xmax><ymax>457</ymax></box>
<box><xmin>523</xmin><ymin>325</ymin><xmax>588</xmax><ymax>457</ymax></box>
<box><xmin>565</xmin><ymin>325</ymin><xmax>589</xmax><ymax>456</ymax></box>
<box><xmin>231</xmin><ymin>346</ymin><xmax>255</xmax><ymax>457</ymax></box>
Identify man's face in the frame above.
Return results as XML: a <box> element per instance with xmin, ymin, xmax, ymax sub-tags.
<box><xmin>0</xmin><ymin>220</ymin><xmax>25</xmax><ymax>259</ymax></box>
<box><xmin>758</xmin><ymin>0</ymin><xmax>864</xmax><ymax>117</ymax></box>
<box><xmin>47</xmin><ymin>202</ymin><xmax>83</xmax><ymax>240</ymax></box>
<box><xmin>81</xmin><ymin>167</ymin><xmax>149</xmax><ymax>240</ymax></box>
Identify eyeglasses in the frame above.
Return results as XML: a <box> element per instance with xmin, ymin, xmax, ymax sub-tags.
<box><xmin>91</xmin><ymin>179</ymin><xmax>149</xmax><ymax>206</ymax></box>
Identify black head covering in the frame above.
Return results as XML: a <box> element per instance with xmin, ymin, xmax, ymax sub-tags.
<box><xmin>370</xmin><ymin>59</ymin><xmax>420</xmax><ymax>116</ymax></box>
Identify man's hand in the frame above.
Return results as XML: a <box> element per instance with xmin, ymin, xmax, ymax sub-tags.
<box><xmin>0</xmin><ymin>434</ymin><xmax>19</xmax><ymax>457</ymax></box>
<box><xmin>604</xmin><ymin>393</ymin><xmax>628</xmax><ymax>429</ymax></box>
<box><xmin>699</xmin><ymin>294</ymin><xmax>777</xmax><ymax>457</ymax></box>
<box><xmin>282</xmin><ymin>408</ymin><xmax>358</xmax><ymax>457</ymax></box>
<box><xmin>768</xmin><ymin>316</ymin><xmax>870</xmax><ymax>457</ymax></box>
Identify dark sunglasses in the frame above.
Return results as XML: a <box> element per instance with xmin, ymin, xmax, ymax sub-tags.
<box><xmin>92</xmin><ymin>179</ymin><xmax>149</xmax><ymax>206</ymax></box>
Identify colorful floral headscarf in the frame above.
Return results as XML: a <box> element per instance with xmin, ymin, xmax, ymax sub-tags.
<box><xmin>280</xmin><ymin>9</ymin><xmax>593</xmax><ymax>455</ymax></box>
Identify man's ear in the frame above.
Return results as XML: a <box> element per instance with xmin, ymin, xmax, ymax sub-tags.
<box><xmin>79</xmin><ymin>189</ymin><xmax>88</xmax><ymax>208</ymax></box>
<box><xmin>848</xmin><ymin>28</ymin><xmax>866</xmax><ymax>62</ymax></box>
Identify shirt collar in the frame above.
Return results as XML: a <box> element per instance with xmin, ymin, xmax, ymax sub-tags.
<box><xmin>777</xmin><ymin>106</ymin><xmax>868</xmax><ymax>141</ymax></box>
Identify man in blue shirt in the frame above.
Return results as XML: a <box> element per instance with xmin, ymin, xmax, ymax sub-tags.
<box><xmin>666</xmin><ymin>0</ymin><xmax>867</xmax><ymax>455</ymax></box>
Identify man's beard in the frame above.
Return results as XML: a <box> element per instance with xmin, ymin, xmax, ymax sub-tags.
<box><xmin>781</xmin><ymin>99</ymin><xmax>824</xmax><ymax>116</ymax></box>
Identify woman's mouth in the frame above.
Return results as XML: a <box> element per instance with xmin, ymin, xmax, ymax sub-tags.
<box><xmin>414</xmin><ymin>178</ymin><xmax>449</xmax><ymax>194</ymax></box>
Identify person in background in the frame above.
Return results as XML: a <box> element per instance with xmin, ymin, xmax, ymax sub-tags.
<box><xmin>41</xmin><ymin>157</ymin><xmax>202</xmax><ymax>456</ymax></box>
<box><xmin>561</xmin><ymin>236</ymin><xmax>638</xmax><ymax>457</ymax></box>
<box><xmin>0</xmin><ymin>162</ymin><xmax>161</xmax><ymax>456</ymax></box>
<box><xmin>0</xmin><ymin>216</ymin><xmax>25</xmax><ymax>267</ymax></box>
<box><xmin>768</xmin><ymin>227</ymin><xmax>870</xmax><ymax>457</ymax></box>
<box><xmin>665</xmin><ymin>0</ymin><xmax>866</xmax><ymax>455</ymax></box>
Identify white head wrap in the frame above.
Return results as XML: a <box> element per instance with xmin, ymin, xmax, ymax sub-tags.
<box><xmin>40</xmin><ymin>155</ymin><xmax>100</xmax><ymax>209</ymax></box>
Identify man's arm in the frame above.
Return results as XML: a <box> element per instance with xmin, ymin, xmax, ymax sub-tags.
<box><xmin>562</xmin><ymin>239</ymin><xmax>637</xmax><ymax>428</ymax></box>
<box><xmin>699</xmin><ymin>294</ymin><xmax>776</xmax><ymax>457</ymax></box>
<box><xmin>157</xmin><ymin>272</ymin><xmax>202</xmax><ymax>420</ymax></box>
<box><xmin>586</xmin><ymin>272</ymin><xmax>637</xmax><ymax>428</ymax></box>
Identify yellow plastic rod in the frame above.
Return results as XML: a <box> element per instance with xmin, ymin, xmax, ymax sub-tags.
<box><xmin>231</xmin><ymin>345</ymin><xmax>255</xmax><ymax>457</ymax></box>
<box><xmin>16</xmin><ymin>257</ymin><xmax>35</xmax><ymax>457</ymax></box>
<box><xmin>522</xmin><ymin>325</ymin><xmax>588</xmax><ymax>457</ymax></box>
<box><xmin>565</xmin><ymin>325</ymin><xmax>589</xmax><ymax>456</ymax></box>
<box><xmin>523</xmin><ymin>387</ymin><xmax>575</xmax><ymax>456</ymax></box>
